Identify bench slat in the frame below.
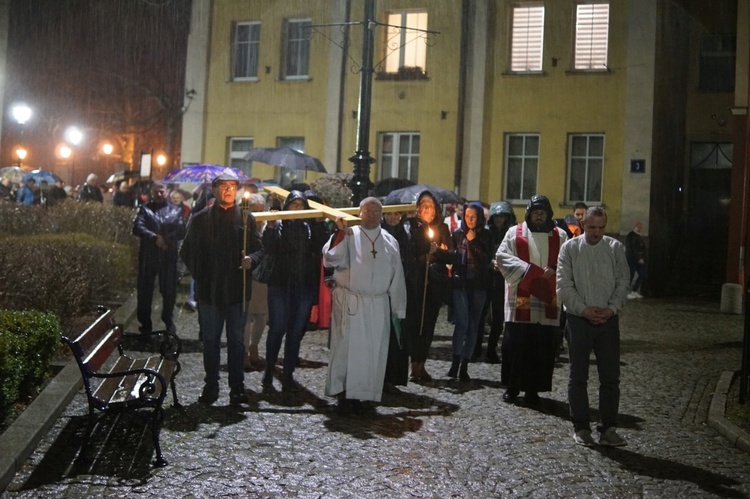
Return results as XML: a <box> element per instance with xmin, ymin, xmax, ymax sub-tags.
<box><xmin>82</xmin><ymin>327</ymin><xmax>123</xmax><ymax>373</ymax></box>
<box><xmin>69</xmin><ymin>311</ymin><xmax>116</xmax><ymax>351</ymax></box>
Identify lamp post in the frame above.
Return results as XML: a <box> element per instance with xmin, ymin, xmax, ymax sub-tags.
<box><xmin>102</xmin><ymin>142</ymin><xmax>113</xmax><ymax>174</ymax></box>
<box><xmin>64</xmin><ymin>126</ymin><xmax>84</xmax><ymax>187</ymax></box>
<box><xmin>15</xmin><ymin>147</ymin><xmax>27</xmax><ymax>169</ymax></box>
<box><xmin>59</xmin><ymin>145</ymin><xmax>72</xmax><ymax>186</ymax></box>
<box><xmin>11</xmin><ymin>104</ymin><xmax>32</xmax><ymax>169</ymax></box>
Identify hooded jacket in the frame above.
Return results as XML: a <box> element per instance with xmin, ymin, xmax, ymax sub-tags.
<box><xmin>263</xmin><ymin>190</ymin><xmax>328</xmax><ymax>290</ymax></box>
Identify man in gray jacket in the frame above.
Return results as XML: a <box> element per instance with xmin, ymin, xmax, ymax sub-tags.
<box><xmin>556</xmin><ymin>206</ymin><xmax>630</xmax><ymax>447</ymax></box>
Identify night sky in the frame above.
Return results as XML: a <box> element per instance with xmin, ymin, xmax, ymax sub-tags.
<box><xmin>2</xmin><ymin>0</ymin><xmax>191</xmax><ymax>183</ymax></box>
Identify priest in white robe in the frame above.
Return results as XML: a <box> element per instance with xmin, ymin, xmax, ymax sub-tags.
<box><xmin>323</xmin><ymin>197</ymin><xmax>407</xmax><ymax>408</ymax></box>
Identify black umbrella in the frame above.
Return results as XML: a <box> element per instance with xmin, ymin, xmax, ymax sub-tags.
<box><xmin>383</xmin><ymin>183</ymin><xmax>461</xmax><ymax>205</ymax></box>
<box><xmin>244</xmin><ymin>146</ymin><xmax>327</xmax><ymax>173</ymax></box>
<box><xmin>374</xmin><ymin>177</ymin><xmax>415</xmax><ymax>197</ymax></box>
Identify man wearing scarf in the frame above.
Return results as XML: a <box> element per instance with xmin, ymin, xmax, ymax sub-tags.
<box><xmin>496</xmin><ymin>195</ymin><xmax>567</xmax><ymax>404</ymax></box>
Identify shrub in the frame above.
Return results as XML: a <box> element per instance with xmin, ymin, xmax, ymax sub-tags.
<box><xmin>0</xmin><ymin>233</ymin><xmax>132</xmax><ymax>317</ymax></box>
<box><xmin>0</xmin><ymin>310</ymin><xmax>60</xmax><ymax>425</ymax></box>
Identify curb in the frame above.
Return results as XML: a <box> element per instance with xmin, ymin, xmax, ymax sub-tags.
<box><xmin>0</xmin><ymin>293</ymin><xmax>137</xmax><ymax>494</ymax></box>
<box><xmin>707</xmin><ymin>371</ymin><xmax>750</xmax><ymax>453</ymax></box>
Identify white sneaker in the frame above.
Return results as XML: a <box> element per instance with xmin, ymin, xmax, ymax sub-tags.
<box><xmin>573</xmin><ymin>429</ymin><xmax>596</xmax><ymax>447</ymax></box>
<box><xmin>634</xmin><ymin>292</ymin><xmax>644</xmax><ymax>299</ymax></box>
<box><xmin>599</xmin><ymin>427</ymin><xmax>627</xmax><ymax>447</ymax></box>
<box><xmin>627</xmin><ymin>292</ymin><xmax>638</xmax><ymax>300</ymax></box>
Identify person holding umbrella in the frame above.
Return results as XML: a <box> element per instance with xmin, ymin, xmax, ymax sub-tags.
<box><xmin>16</xmin><ymin>178</ymin><xmax>36</xmax><ymax>205</ymax></box>
<box><xmin>403</xmin><ymin>190</ymin><xmax>453</xmax><ymax>382</ymax></box>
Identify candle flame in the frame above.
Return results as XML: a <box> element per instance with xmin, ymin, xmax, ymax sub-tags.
<box><xmin>428</xmin><ymin>228</ymin><xmax>434</xmax><ymax>239</ymax></box>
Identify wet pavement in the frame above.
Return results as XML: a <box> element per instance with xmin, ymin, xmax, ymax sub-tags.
<box><xmin>3</xmin><ymin>282</ymin><xmax>750</xmax><ymax>498</ymax></box>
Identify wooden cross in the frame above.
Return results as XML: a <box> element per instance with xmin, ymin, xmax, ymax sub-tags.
<box><xmin>245</xmin><ymin>185</ymin><xmax>415</xmax><ymax>226</ymax></box>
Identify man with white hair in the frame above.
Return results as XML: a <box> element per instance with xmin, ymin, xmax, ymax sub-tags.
<box><xmin>78</xmin><ymin>173</ymin><xmax>103</xmax><ymax>202</ymax></box>
<box><xmin>323</xmin><ymin>197</ymin><xmax>407</xmax><ymax>413</ymax></box>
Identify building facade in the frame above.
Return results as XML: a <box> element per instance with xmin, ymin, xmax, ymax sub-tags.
<box><xmin>181</xmin><ymin>0</ymin><xmax>749</xmax><ymax>299</ymax></box>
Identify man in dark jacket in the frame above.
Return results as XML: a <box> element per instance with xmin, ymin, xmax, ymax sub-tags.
<box><xmin>180</xmin><ymin>171</ymin><xmax>263</xmax><ymax>405</ymax></box>
<box><xmin>133</xmin><ymin>182</ymin><xmax>186</xmax><ymax>335</ymax></box>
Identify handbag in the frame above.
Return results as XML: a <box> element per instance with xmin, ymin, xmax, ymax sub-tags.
<box><xmin>252</xmin><ymin>253</ymin><xmax>274</xmax><ymax>284</ymax></box>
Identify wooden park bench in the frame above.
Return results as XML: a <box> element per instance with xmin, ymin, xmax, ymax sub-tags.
<box><xmin>60</xmin><ymin>305</ymin><xmax>182</xmax><ymax>467</ymax></box>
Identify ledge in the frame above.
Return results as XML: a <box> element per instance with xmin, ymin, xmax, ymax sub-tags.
<box><xmin>708</xmin><ymin>371</ymin><xmax>750</xmax><ymax>453</ymax></box>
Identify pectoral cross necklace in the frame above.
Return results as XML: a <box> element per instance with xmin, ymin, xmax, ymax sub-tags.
<box><xmin>362</xmin><ymin>228</ymin><xmax>381</xmax><ymax>258</ymax></box>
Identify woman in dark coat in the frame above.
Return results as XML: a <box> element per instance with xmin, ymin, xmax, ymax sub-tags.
<box><xmin>261</xmin><ymin>190</ymin><xmax>328</xmax><ymax>393</ymax></box>
<box><xmin>403</xmin><ymin>190</ymin><xmax>453</xmax><ymax>382</ymax></box>
<box><xmin>446</xmin><ymin>202</ymin><xmax>493</xmax><ymax>381</ymax></box>
<box><xmin>381</xmin><ymin>208</ymin><xmax>414</xmax><ymax>391</ymax></box>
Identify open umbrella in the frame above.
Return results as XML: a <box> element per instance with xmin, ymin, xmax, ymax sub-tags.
<box><xmin>0</xmin><ymin>166</ymin><xmax>26</xmax><ymax>184</ymax></box>
<box><xmin>383</xmin><ymin>183</ymin><xmax>461</xmax><ymax>205</ymax></box>
<box><xmin>374</xmin><ymin>177</ymin><xmax>415</xmax><ymax>197</ymax></box>
<box><xmin>20</xmin><ymin>169</ymin><xmax>63</xmax><ymax>186</ymax></box>
<box><xmin>162</xmin><ymin>164</ymin><xmax>250</xmax><ymax>183</ymax></box>
<box><xmin>244</xmin><ymin>146</ymin><xmax>327</xmax><ymax>173</ymax></box>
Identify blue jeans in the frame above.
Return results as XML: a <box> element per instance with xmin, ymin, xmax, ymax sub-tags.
<box><xmin>136</xmin><ymin>253</ymin><xmax>178</xmax><ymax>333</ymax></box>
<box><xmin>199</xmin><ymin>302</ymin><xmax>247</xmax><ymax>389</ymax></box>
<box><xmin>452</xmin><ymin>287</ymin><xmax>487</xmax><ymax>359</ymax></box>
<box><xmin>265</xmin><ymin>283</ymin><xmax>315</xmax><ymax>382</ymax></box>
<box><xmin>567</xmin><ymin>314</ymin><xmax>620</xmax><ymax>432</ymax></box>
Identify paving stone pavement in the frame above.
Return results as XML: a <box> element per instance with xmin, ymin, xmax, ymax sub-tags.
<box><xmin>4</xmin><ymin>287</ymin><xmax>750</xmax><ymax>498</ymax></box>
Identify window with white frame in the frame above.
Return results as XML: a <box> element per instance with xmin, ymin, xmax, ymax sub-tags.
<box><xmin>229</xmin><ymin>137</ymin><xmax>254</xmax><ymax>177</ymax></box>
<box><xmin>574</xmin><ymin>2</ymin><xmax>610</xmax><ymax>70</ymax></box>
<box><xmin>504</xmin><ymin>134</ymin><xmax>539</xmax><ymax>202</ymax></box>
<box><xmin>567</xmin><ymin>134</ymin><xmax>604</xmax><ymax>203</ymax></box>
<box><xmin>379</xmin><ymin>132</ymin><xmax>420</xmax><ymax>183</ymax></box>
<box><xmin>232</xmin><ymin>22</ymin><xmax>260</xmax><ymax>80</ymax></box>
<box><xmin>510</xmin><ymin>4</ymin><xmax>545</xmax><ymax>72</ymax></box>
<box><xmin>283</xmin><ymin>19</ymin><xmax>311</xmax><ymax>79</ymax></box>
<box><xmin>383</xmin><ymin>11</ymin><xmax>428</xmax><ymax>78</ymax></box>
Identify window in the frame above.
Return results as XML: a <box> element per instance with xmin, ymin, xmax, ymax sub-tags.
<box><xmin>379</xmin><ymin>132</ymin><xmax>420</xmax><ymax>183</ymax></box>
<box><xmin>232</xmin><ymin>22</ymin><xmax>260</xmax><ymax>80</ymax></box>
<box><xmin>567</xmin><ymin>134</ymin><xmax>604</xmax><ymax>203</ymax></box>
<box><xmin>228</xmin><ymin>137</ymin><xmax>254</xmax><ymax>177</ymax></box>
<box><xmin>382</xmin><ymin>11</ymin><xmax>428</xmax><ymax>79</ymax></box>
<box><xmin>283</xmin><ymin>19</ymin><xmax>311</xmax><ymax>79</ymax></box>
<box><xmin>699</xmin><ymin>34</ymin><xmax>736</xmax><ymax>93</ymax></box>
<box><xmin>504</xmin><ymin>134</ymin><xmax>539</xmax><ymax>202</ymax></box>
<box><xmin>510</xmin><ymin>4</ymin><xmax>545</xmax><ymax>72</ymax></box>
<box><xmin>574</xmin><ymin>2</ymin><xmax>609</xmax><ymax>70</ymax></box>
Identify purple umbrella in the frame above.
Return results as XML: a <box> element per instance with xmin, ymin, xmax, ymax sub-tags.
<box><xmin>162</xmin><ymin>164</ymin><xmax>250</xmax><ymax>183</ymax></box>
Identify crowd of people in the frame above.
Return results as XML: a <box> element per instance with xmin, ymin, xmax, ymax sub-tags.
<box><xmin>108</xmin><ymin>171</ymin><xmax>645</xmax><ymax>447</ymax></box>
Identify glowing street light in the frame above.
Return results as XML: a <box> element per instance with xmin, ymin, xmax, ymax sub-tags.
<box><xmin>64</xmin><ymin>126</ymin><xmax>84</xmax><ymax>146</ymax></box>
<box><xmin>102</xmin><ymin>143</ymin><xmax>114</xmax><ymax>155</ymax></box>
<box><xmin>59</xmin><ymin>145</ymin><xmax>72</xmax><ymax>159</ymax></box>
<box><xmin>11</xmin><ymin>104</ymin><xmax>32</xmax><ymax>125</ymax></box>
<box><xmin>156</xmin><ymin>153</ymin><xmax>167</xmax><ymax>167</ymax></box>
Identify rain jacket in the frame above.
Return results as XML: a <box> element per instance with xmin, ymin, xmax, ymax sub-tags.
<box><xmin>262</xmin><ymin>190</ymin><xmax>328</xmax><ymax>292</ymax></box>
<box><xmin>133</xmin><ymin>199</ymin><xmax>186</xmax><ymax>261</ymax></box>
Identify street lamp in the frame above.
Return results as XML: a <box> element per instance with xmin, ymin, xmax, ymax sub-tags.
<box><xmin>102</xmin><ymin>142</ymin><xmax>114</xmax><ymax>173</ymax></box>
<box><xmin>64</xmin><ymin>126</ymin><xmax>84</xmax><ymax>186</ymax></box>
<box><xmin>11</xmin><ymin>104</ymin><xmax>32</xmax><ymax>126</ymax></box>
<box><xmin>15</xmin><ymin>147</ymin><xmax>27</xmax><ymax>168</ymax></box>
<box><xmin>11</xmin><ymin>104</ymin><xmax>32</xmax><ymax>169</ymax></box>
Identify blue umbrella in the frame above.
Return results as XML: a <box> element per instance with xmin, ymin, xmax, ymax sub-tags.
<box><xmin>20</xmin><ymin>169</ymin><xmax>63</xmax><ymax>186</ymax></box>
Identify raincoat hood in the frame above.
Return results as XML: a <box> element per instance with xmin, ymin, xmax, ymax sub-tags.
<box><xmin>525</xmin><ymin>195</ymin><xmax>555</xmax><ymax>232</ymax></box>
<box><xmin>283</xmin><ymin>190</ymin><xmax>310</xmax><ymax>210</ymax></box>
<box><xmin>488</xmin><ymin>201</ymin><xmax>516</xmax><ymax>226</ymax></box>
